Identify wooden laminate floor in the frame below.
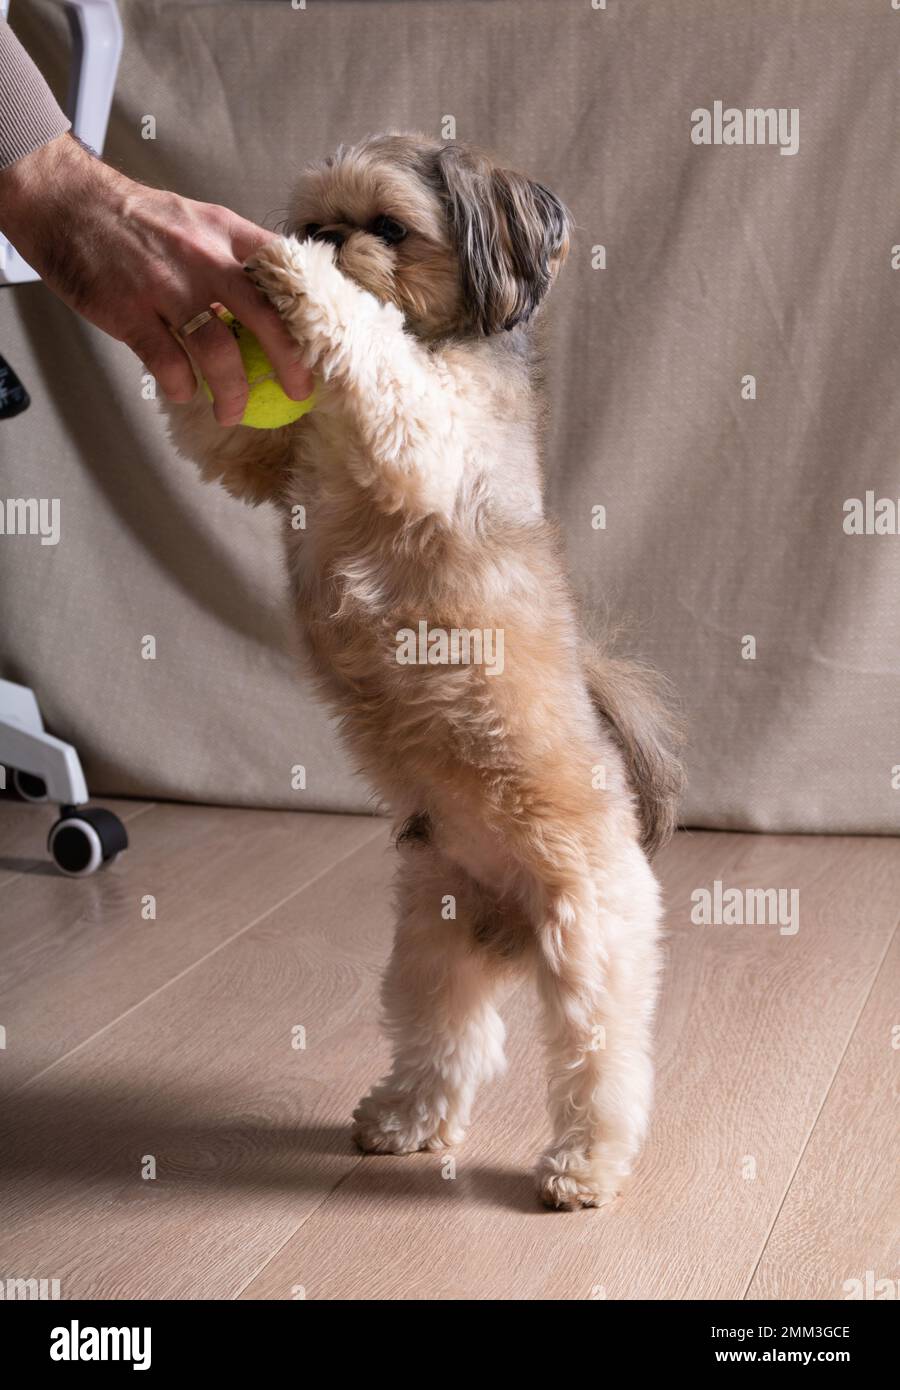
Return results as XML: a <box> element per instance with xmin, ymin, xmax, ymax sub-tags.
<box><xmin>0</xmin><ymin>798</ymin><xmax>897</xmax><ymax>1300</ymax></box>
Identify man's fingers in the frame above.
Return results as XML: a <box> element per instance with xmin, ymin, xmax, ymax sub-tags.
<box><xmin>223</xmin><ymin>269</ymin><xmax>314</xmax><ymax>402</ymax></box>
<box><xmin>127</xmin><ymin>320</ymin><xmax>196</xmax><ymax>404</ymax></box>
<box><xmin>176</xmin><ymin>312</ymin><xmax>249</xmax><ymax>426</ymax></box>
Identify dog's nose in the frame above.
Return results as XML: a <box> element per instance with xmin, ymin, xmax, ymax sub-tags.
<box><xmin>313</xmin><ymin>227</ymin><xmax>346</xmax><ymax>249</ymax></box>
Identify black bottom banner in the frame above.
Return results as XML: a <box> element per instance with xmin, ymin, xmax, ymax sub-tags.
<box><xmin>2</xmin><ymin>1297</ymin><xmax>892</xmax><ymax>1373</ymax></box>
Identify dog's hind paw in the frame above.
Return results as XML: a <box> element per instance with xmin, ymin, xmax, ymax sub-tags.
<box><xmin>352</xmin><ymin>1089</ymin><xmax>464</xmax><ymax>1155</ymax></box>
<box><xmin>535</xmin><ymin>1150</ymin><xmax>626</xmax><ymax>1211</ymax></box>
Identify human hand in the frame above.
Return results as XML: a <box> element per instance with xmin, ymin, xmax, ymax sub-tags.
<box><xmin>0</xmin><ymin>133</ymin><xmax>313</xmax><ymax>425</ymax></box>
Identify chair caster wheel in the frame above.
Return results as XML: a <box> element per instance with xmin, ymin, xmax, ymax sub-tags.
<box><xmin>11</xmin><ymin>768</ymin><xmax>49</xmax><ymax>802</ymax></box>
<box><xmin>47</xmin><ymin>807</ymin><xmax>128</xmax><ymax>877</ymax></box>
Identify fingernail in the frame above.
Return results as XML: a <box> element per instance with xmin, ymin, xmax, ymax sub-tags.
<box><xmin>286</xmin><ymin>369</ymin><xmax>315</xmax><ymax>401</ymax></box>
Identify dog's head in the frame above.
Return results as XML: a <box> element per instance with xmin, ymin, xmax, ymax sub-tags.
<box><xmin>288</xmin><ymin>133</ymin><xmax>571</xmax><ymax>339</ymax></box>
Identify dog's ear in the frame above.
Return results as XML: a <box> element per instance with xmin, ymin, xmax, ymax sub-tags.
<box><xmin>434</xmin><ymin>146</ymin><xmax>571</xmax><ymax>335</ymax></box>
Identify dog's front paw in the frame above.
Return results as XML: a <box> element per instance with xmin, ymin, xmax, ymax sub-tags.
<box><xmin>243</xmin><ymin>236</ymin><xmax>335</xmax><ymax>316</ymax></box>
<box><xmin>535</xmin><ymin>1149</ymin><xmax>627</xmax><ymax>1211</ymax></box>
<box><xmin>352</xmin><ymin>1087</ymin><xmax>464</xmax><ymax>1155</ymax></box>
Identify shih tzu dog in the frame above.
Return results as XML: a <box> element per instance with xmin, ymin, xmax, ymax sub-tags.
<box><xmin>166</xmin><ymin>134</ymin><xmax>683</xmax><ymax>1210</ymax></box>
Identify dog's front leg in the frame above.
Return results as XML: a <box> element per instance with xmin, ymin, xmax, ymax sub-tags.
<box><xmin>244</xmin><ymin>237</ymin><xmax>466</xmax><ymax>522</ymax></box>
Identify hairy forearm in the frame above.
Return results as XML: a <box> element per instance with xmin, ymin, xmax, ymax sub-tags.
<box><xmin>0</xmin><ymin>133</ymin><xmax>128</xmax><ymax>305</ymax></box>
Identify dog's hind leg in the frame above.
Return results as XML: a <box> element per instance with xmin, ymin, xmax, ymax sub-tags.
<box><xmin>352</xmin><ymin>849</ymin><xmax>515</xmax><ymax>1155</ymax></box>
<box><xmin>530</xmin><ymin>846</ymin><xmax>662</xmax><ymax>1210</ymax></box>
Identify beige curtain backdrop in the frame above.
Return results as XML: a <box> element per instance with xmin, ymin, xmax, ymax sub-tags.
<box><xmin>1</xmin><ymin>0</ymin><xmax>898</xmax><ymax>834</ymax></box>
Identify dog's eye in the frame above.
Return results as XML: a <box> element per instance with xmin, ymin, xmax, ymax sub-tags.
<box><xmin>370</xmin><ymin>215</ymin><xmax>407</xmax><ymax>246</ymax></box>
<box><xmin>301</xmin><ymin>223</ymin><xmax>322</xmax><ymax>240</ymax></box>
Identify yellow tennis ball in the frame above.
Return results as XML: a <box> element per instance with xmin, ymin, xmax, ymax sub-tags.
<box><xmin>201</xmin><ymin>311</ymin><xmax>314</xmax><ymax>429</ymax></box>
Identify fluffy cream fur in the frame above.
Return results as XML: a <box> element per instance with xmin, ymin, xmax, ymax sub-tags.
<box><xmin>165</xmin><ymin>134</ymin><xmax>683</xmax><ymax>1209</ymax></box>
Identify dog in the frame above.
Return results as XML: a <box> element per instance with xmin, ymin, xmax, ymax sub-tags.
<box><xmin>166</xmin><ymin>133</ymin><xmax>683</xmax><ymax>1209</ymax></box>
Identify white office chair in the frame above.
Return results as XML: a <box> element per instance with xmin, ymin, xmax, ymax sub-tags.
<box><xmin>0</xmin><ymin>679</ymin><xmax>127</xmax><ymax>874</ymax></box>
<box><xmin>1</xmin><ymin>1</ymin><xmax>126</xmax><ymax>874</ymax></box>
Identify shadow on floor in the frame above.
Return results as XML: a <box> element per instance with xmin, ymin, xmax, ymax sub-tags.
<box><xmin>0</xmin><ymin>857</ymin><xmax>64</xmax><ymax>877</ymax></box>
<box><xmin>0</xmin><ymin>1076</ymin><xmax>538</xmax><ymax>1214</ymax></box>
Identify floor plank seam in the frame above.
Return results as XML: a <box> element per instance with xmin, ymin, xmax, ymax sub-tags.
<box><xmin>232</xmin><ymin>1159</ymin><xmax>367</xmax><ymax>1300</ymax></box>
<box><xmin>740</xmin><ymin>916</ymin><xmax>900</xmax><ymax>1299</ymax></box>
<box><xmin>12</xmin><ymin>820</ymin><xmax>389</xmax><ymax>1098</ymax></box>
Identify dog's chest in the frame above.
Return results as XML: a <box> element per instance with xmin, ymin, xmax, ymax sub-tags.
<box><xmin>281</xmin><ymin>493</ymin><xmax>421</xmax><ymax>656</ymax></box>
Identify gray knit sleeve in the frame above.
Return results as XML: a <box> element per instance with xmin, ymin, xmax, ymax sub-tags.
<box><xmin>0</xmin><ymin>17</ymin><xmax>70</xmax><ymax>170</ymax></box>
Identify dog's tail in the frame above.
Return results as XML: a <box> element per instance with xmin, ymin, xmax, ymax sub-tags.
<box><xmin>583</xmin><ymin>644</ymin><xmax>686</xmax><ymax>858</ymax></box>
